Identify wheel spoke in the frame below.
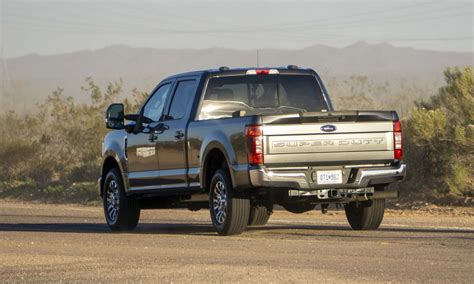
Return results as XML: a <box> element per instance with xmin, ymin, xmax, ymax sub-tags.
<box><xmin>212</xmin><ymin>180</ymin><xmax>228</xmax><ymax>224</ymax></box>
<box><xmin>105</xmin><ymin>179</ymin><xmax>120</xmax><ymax>223</ymax></box>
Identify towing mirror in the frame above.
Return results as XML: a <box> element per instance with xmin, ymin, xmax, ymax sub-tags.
<box><xmin>105</xmin><ymin>103</ymin><xmax>125</xmax><ymax>129</ymax></box>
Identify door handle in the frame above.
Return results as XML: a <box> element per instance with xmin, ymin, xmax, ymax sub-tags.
<box><xmin>174</xmin><ymin>130</ymin><xmax>184</xmax><ymax>140</ymax></box>
<box><xmin>149</xmin><ymin>130</ymin><xmax>159</xmax><ymax>142</ymax></box>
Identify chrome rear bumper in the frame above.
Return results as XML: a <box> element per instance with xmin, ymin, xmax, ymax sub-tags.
<box><xmin>249</xmin><ymin>163</ymin><xmax>407</xmax><ymax>189</ymax></box>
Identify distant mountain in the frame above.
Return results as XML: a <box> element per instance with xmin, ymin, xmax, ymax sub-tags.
<box><xmin>1</xmin><ymin>42</ymin><xmax>472</xmax><ymax>111</ymax></box>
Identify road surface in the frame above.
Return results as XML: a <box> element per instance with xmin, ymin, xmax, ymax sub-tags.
<box><xmin>0</xmin><ymin>201</ymin><xmax>473</xmax><ymax>282</ymax></box>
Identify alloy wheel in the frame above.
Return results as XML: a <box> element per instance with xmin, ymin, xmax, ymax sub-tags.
<box><xmin>106</xmin><ymin>179</ymin><xmax>120</xmax><ymax>223</ymax></box>
<box><xmin>212</xmin><ymin>180</ymin><xmax>227</xmax><ymax>224</ymax></box>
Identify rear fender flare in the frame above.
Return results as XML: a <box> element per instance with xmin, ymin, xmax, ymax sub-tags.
<box><xmin>200</xmin><ymin>132</ymin><xmax>237</xmax><ymax>190</ymax></box>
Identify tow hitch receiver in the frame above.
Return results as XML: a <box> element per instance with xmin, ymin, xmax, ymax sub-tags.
<box><xmin>288</xmin><ymin>188</ymin><xmax>399</xmax><ymax>200</ymax></box>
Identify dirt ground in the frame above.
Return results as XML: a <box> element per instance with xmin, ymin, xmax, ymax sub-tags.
<box><xmin>0</xmin><ymin>201</ymin><xmax>473</xmax><ymax>283</ymax></box>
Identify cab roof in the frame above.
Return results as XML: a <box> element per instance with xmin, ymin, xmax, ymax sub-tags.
<box><xmin>162</xmin><ymin>66</ymin><xmax>317</xmax><ymax>80</ymax></box>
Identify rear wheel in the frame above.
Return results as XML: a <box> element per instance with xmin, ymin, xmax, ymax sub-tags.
<box><xmin>248</xmin><ymin>205</ymin><xmax>271</xmax><ymax>226</ymax></box>
<box><xmin>209</xmin><ymin>169</ymin><xmax>250</xmax><ymax>235</ymax></box>
<box><xmin>345</xmin><ymin>199</ymin><xmax>385</xmax><ymax>230</ymax></box>
<box><xmin>103</xmin><ymin>168</ymin><xmax>140</xmax><ymax>231</ymax></box>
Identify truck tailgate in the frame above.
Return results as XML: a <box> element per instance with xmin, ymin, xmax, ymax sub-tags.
<box><xmin>261</xmin><ymin>112</ymin><xmax>396</xmax><ymax>165</ymax></box>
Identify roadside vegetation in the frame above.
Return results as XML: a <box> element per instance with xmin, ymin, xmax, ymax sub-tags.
<box><xmin>0</xmin><ymin>66</ymin><xmax>472</xmax><ymax>205</ymax></box>
<box><xmin>0</xmin><ymin>78</ymin><xmax>147</xmax><ymax>204</ymax></box>
<box><xmin>401</xmin><ymin>66</ymin><xmax>473</xmax><ymax>204</ymax></box>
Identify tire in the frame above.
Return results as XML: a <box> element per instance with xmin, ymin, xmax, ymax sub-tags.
<box><xmin>248</xmin><ymin>205</ymin><xmax>271</xmax><ymax>226</ymax></box>
<box><xmin>283</xmin><ymin>203</ymin><xmax>316</xmax><ymax>214</ymax></box>
<box><xmin>209</xmin><ymin>169</ymin><xmax>250</xmax><ymax>235</ymax></box>
<box><xmin>103</xmin><ymin>168</ymin><xmax>140</xmax><ymax>231</ymax></box>
<box><xmin>345</xmin><ymin>199</ymin><xmax>385</xmax><ymax>230</ymax></box>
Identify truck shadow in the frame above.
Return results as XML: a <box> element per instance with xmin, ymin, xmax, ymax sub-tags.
<box><xmin>0</xmin><ymin>222</ymin><xmax>473</xmax><ymax>238</ymax></box>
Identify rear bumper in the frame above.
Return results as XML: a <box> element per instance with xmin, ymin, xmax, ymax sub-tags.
<box><xmin>249</xmin><ymin>163</ymin><xmax>407</xmax><ymax>189</ymax></box>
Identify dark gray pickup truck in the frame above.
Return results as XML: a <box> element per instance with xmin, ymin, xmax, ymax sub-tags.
<box><xmin>100</xmin><ymin>66</ymin><xmax>406</xmax><ymax>235</ymax></box>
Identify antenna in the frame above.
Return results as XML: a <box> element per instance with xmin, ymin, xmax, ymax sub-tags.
<box><xmin>256</xmin><ymin>49</ymin><xmax>259</xmax><ymax>68</ymax></box>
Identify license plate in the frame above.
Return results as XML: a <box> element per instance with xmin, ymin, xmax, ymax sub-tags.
<box><xmin>315</xmin><ymin>170</ymin><xmax>343</xmax><ymax>184</ymax></box>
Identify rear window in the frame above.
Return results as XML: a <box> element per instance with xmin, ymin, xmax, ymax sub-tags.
<box><xmin>198</xmin><ymin>74</ymin><xmax>328</xmax><ymax>120</ymax></box>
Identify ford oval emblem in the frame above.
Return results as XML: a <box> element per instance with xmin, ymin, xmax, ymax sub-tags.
<box><xmin>321</xmin><ymin>125</ymin><xmax>337</xmax><ymax>132</ymax></box>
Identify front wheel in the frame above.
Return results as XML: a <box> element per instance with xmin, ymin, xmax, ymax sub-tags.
<box><xmin>209</xmin><ymin>169</ymin><xmax>250</xmax><ymax>235</ymax></box>
<box><xmin>345</xmin><ymin>199</ymin><xmax>385</xmax><ymax>230</ymax></box>
<box><xmin>103</xmin><ymin>168</ymin><xmax>140</xmax><ymax>231</ymax></box>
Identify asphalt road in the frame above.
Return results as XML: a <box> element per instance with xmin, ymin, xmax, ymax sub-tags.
<box><xmin>0</xmin><ymin>201</ymin><xmax>473</xmax><ymax>283</ymax></box>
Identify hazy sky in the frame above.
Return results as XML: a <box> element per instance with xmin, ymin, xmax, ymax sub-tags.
<box><xmin>1</xmin><ymin>0</ymin><xmax>473</xmax><ymax>58</ymax></box>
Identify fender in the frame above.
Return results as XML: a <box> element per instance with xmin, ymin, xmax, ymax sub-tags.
<box><xmin>100</xmin><ymin>131</ymin><xmax>129</xmax><ymax>195</ymax></box>
<box><xmin>199</xmin><ymin>130</ymin><xmax>239</xmax><ymax>190</ymax></box>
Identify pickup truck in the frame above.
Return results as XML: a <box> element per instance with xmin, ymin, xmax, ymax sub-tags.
<box><xmin>100</xmin><ymin>66</ymin><xmax>407</xmax><ymax>235</ymax></box>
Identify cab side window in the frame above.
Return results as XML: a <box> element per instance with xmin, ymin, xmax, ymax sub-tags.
<box><xmin>143</xmin><ymin>83</ymin><xmax>172</xmax><ymax>122</ymax></box>
<box><xmin>167</xmin><ymin>80</ymin><xmax>196</xmax><ymax>120</ymax></box>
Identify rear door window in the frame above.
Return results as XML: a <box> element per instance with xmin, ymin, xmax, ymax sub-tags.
<box><xmin>167</xmin><ymin>80</ymin><xmax>197</xmax><ymax>120</ymax></box>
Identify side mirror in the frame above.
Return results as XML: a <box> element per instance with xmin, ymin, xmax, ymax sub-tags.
<box><xmin>105</xmin><ymin>103</ymin><xmax>124</xmax><ymax>129</ymax></box>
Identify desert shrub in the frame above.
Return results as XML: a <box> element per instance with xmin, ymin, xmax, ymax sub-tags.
<box><xmin>402</xmin><ymin>66</ymin><xmax>473</xmax><ymax>198</ymax></box>
<box><xmin>0</xmin><ymin>78</ymin><xmax>146</xmax><ymax>201</ymax></box>
<box><xmin>327</xmin><ymin>75</ymin><xmax>432</xmax><ymax>116</ymax></box>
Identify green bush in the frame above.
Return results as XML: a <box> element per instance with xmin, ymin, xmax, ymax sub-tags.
<box><xmin>402</xmin><ymin>66</ymin><xmax>473</xmax><ymax>198</ymax></box>
<box><xmin>0</xmin><ymin>78</ymin><xmax>145</xmax><ymax>203</ymax></box>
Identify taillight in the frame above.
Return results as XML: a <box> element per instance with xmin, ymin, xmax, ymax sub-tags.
<box><xmin>393</xmin><ymin>120</ymin><xmax>403</xmax><ymax>160</ymax></box>
<box><xmin>246</xmin><ymin>125</ymin><xmax>264</xmax><ymax>165</ymax></box>
<box><xmin>246</xmin><ymin>69</ymin><xmax>279</xmax><ymax>75</ymax></box>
